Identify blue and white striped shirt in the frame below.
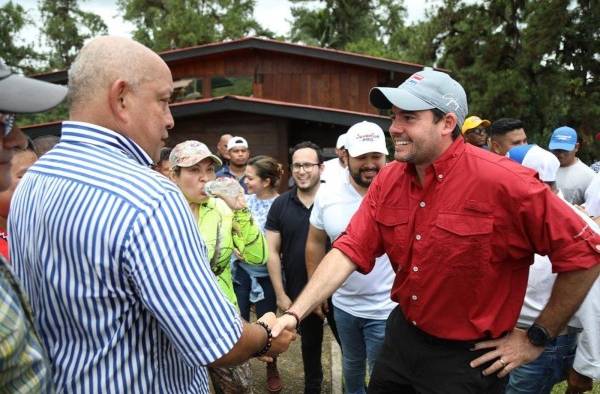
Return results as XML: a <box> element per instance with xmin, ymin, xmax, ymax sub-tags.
<box><xmin>9</xmin><ymin>121</ymin><xmax>242</xmax><ymax>393</ymax></box>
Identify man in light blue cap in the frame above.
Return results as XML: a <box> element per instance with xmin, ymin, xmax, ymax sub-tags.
<box><xmin>549</xmin><ymin>126</ymin><xmax>595</xmax><ymax>205</ymax></box>
<box><xmin>270</xmin><ymin>69</ymin><xmax>600</xmax><ymax>394</ymax></box>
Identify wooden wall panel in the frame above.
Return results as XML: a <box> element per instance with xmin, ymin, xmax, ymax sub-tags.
<box><xmin>168</xmin><ymin>112</ymin><xmax>291</xmax><ymax>190</ymax></box>
<box><xmin>169</xmin><ymin>49</ymin><xmax>402</xmax><ymax>115</ymax></box>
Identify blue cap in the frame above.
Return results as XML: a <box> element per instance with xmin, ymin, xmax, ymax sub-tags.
<box><xmin>548</xmin><ymin>126</ymin><xmax>577</xmax><ymax>151</ymax></box>
<box><xmin>508</xmin><ymin>144</ymin><xmax>560</xmax><ymax>182</ymax></box>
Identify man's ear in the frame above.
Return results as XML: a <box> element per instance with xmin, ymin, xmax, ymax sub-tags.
<box><xmin>441</xmin><ymin>113</ymin><xmax>458</xmax><ymax>137</ymax></box>
<box><xmin>490</xmin><ymin>139</ymin><xmax>500</xmax><ymax>154</ymax></box>
<box><xmin>108</xmin><ymin>79</ymin><xmax>128</xmax><ymax>122</ymax></box>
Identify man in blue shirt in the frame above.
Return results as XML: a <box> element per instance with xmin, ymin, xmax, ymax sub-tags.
<box><xmin>9</xmin><ymin>36</ymin><xmax>294</xmax><ymax>394</ymax></box>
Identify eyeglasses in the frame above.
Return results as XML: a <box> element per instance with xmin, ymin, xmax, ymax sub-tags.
<box><xmin>466</xmin><ymin>127</ymin><xmax>488</xmax><ymax>136</ymax></box>
<box><xmin>1</xmin><ymin>113</ymin><xmax>16</xmax><ymax>137</ymax></box>
<box><xmin>291</xmin><ymin>162</ymin><xmax>320</xmax><ymax>172</ymax></box>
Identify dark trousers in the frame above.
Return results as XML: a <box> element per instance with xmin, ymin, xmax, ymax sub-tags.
<box><xmin>234</xmin><ymin>268</ymin><xmax>277</xmax><ymax>322</ymax></box>
<box><xmin>368</xmin><ymin>306</ymin><xmax>506</xmax><ymax>394</ymax></box>
<box><xmin>298</xmin><ymin>298</ymin><xmax>340</xmax><ymax>394</ymax></box>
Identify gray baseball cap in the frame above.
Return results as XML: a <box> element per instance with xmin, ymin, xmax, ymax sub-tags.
<box><xmin>0</xmin><ymin>61</ymin><xmax>67</xmax><ymax>113</ymax></box>
<box><xmin>369</xmin><ymin>69</ymin><xmax>468</xmax><ymax>128</ymax></box>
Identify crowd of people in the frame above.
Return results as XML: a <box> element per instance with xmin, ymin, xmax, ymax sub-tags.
<box><xmin>0</xmin><ymin>35</ymin><xmax>599</xmax><ymax>394</ymax></box>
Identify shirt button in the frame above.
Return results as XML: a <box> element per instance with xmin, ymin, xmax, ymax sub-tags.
<box><xmin>419</xmin><ymin>201</ymin><xmax>426</xmax><ymax>208</ymax></box>
<box><xmin>411</xmin><ymin>295</ymin><xmax>418</xmax><ymax>301</ymax></box>
<box><xmin>413</xmin><ymin>266</ymin><xmax>419</xmax><ymax>272</ymax></box>
<box><xmin>415</xmin><ymin>234</ymin><xmax>422</xmax><ymax>240</ymax></box>
<box><xmin>438</xmin><ymin>174</ymin><xmax>444</xmax><ymax>179</ymax></box>
<box><xmin>412</xmin><ymin>320</ymin><xmax>417</xmax><ymax>326</ymax></box>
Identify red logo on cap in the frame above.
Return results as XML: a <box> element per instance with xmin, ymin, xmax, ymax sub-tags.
<box><xmin>413</xmin><ymin>74</ymin><xmax>424</xmax><ymax>81</ymax></box>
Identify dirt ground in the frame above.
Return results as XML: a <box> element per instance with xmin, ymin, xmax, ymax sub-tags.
<box><xmin>249</xmin><ymin>325</ymin><xmax>336</xmax><ymax>393</ymax></box>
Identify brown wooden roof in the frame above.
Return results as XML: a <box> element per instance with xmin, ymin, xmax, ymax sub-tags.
<box><xmin>32</xmin><ymin>36</ymin><xmax>435</xmax><ymax>84</ymax></box>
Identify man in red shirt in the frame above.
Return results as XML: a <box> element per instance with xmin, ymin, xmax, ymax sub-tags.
<box><xmin>272</xmin><ymin>69</ymin><xmax>600</xmax><ymax>393</ymax></box>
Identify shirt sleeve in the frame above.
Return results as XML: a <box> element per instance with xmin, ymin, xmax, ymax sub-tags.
<box><xmin>265</xmin><ymin>196</ymin><xmax>283</xmax><ymax>232</ymax></box>
<box><xmin>584</xmin><ymin>173</ymin><xmax>600</xmax><ymax>217</ymax></box>
<box><xmin>519</xmin><ymin>179</ymin><xmax>600</xmax><ymax>273</ymax></box>
<box><xmin>309</xmin><ymin>188</ymin><xmax>325</xmax><ymax>230</ymax></box>
<box><xmin>333</xmin><ymin>174</ymin><xmax>384</xmax><ymax>275</ymax></box>
<box><xmin>233</xmin><ymin>208</ymin><xmax>268</xmax><ymax>265</ymax></box>
<box><xmin>123</xmin><ymin>190</ymin><xmax>242</xmax><ymax>367</ymax></box>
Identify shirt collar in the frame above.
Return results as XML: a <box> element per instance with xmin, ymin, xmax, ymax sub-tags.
<box><xmin>403</xmin><ymin>137</ymin><xmax>466</xmax><ymax>182</ymax></box>
<box><xmin>60</xmin><ymin>121</ymin><xmax>153</xmax><ymax>167</ymax></box>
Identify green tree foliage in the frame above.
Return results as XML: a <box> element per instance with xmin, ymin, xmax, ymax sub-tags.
<box><xmin>0</xmin><ymin>1</ymin><xmax>41</xmax><ymax>72</ymax></box>
<box><xmin>289</xmin><ymin>0</ymin><xmax>408</xmax><ymax>58</ymax></box>
<box><xmin>39</xmin><ymin>0</ymin><xmax>108</xmax><ymax>70</ymax></box>
<box><xmin>401</xmin><ymin>0</ymin><xmax>600</xmax><ymax>162</ymax></box>
<box><xmin>117</xmin><ymin>0</ymin><xmax>273</xmax><ymax>52</ymax></box>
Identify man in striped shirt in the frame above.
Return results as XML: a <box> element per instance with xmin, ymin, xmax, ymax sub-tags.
<box><xmin>9</xmin><ymin>36</ymin><xmax>294</xmax><ymax>393</ymax></box>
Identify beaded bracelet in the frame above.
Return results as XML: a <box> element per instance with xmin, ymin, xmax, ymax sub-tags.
<box><xmin>252</xmin><ymin>321</ymin><xmax>273</xmax><ymax>357</ymax></box>
<box><xmin>283</xmin><ymin>310</ymin><xmax>300</xmax><ymax>329</ymax></box>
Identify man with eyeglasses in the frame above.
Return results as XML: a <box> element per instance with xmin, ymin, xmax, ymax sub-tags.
<box><xmin>0</xmin><ymin>59</ymin><xmax>67</xmax><ymax>393</ymax></box>
<box><xmin>266</xmin><ymin>141</ymin><xmax>339</xmax><ymax>394</ymax></box>
<box><xmin>461</xmin><ymin>115</ymin><xmax>491</xmax><ymax>149</ymax></box>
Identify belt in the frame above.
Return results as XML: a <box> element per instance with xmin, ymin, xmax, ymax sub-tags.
<box><xmin>399</xmin><ymin>310</ymin><xmax>500</xmax><ymax>350</ymax></box>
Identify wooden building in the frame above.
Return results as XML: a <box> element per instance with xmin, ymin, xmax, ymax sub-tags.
<box><xmin>26</xmin><ymin>37</ymin><xmax>435</xmax><ymax>185</ymax></box>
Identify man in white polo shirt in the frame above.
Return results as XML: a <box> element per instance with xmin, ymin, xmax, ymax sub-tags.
<box><xmin>306</xmin><ymin>121</ymin><xmax>396</xmax><ymax>394</ymax></box>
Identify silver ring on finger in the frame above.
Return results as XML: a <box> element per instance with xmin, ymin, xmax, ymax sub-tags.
<box><xmin>499</xmin><ymin>358</ymin><xmax>507</xmax><ymax>367</ymax></box>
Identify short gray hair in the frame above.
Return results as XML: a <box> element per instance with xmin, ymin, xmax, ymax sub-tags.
<box><xmin>67</xmin><ymin>36</ymin><xmax>159</xmax><ymax>109</ymax></box>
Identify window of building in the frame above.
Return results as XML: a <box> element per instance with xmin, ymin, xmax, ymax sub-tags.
<box><xmin>211</xmin><ymin>76</ymin><xmax>253</xmax><ymax>97</ymax></box>
<box><xmin>171</xmin><ymin>78</ymin><xmax>203</xmax><ymax>102</ymax></box>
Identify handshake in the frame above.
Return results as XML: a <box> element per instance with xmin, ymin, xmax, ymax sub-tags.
<box><xmin>253</xmin><ymin>311</ymin><xmax>302</xmax><ymax>361</ymax></box>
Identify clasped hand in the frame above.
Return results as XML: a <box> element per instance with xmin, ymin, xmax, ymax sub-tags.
<box><xmin>256</xmin><ymin>312</ymin><xmax>297</xmax><ymax>362</ymax></box>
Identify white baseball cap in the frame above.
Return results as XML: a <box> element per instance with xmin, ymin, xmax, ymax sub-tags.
<box><xmin>226</xmin><ymin>136</ymin><xmax>248</xmax><ymax>150</ymax></box>
<box><xmin>335</xmin><ymin>133</ymin><xmax>347</xmax><ymax>149</ymax></box>
<box><xmin>345</xmin><ymin>121</ymin><xmax>388</xmax><ymax>158</ymax></box>
<box><xmin>507</xmin><ymin>144</ymin><xmax>560</xmax><ymax>182</ymax></box>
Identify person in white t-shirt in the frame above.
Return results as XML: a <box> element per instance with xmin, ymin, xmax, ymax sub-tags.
<box><xmin>306</xmin><ymin>121</ymin><xmax>396</xmax><ymax>394</ymax></box>
<box><xmin>549</xmin><ymin>126</ymin><xmax>595</xmax><ymax>205</ymax></box>
<box><xmin>507</xmin><ymin>144</ymin><xmax>600</xmax><ymax>394</ymax></box>
<box><xmin>321</xmin><ymin>132</ymin><xmax>348</xmax><ymax>183</ymax></box>
<box><xmin>584</xmin><ymin>173</ymin><xmax>600</xmax><ymax>223</ymax></box>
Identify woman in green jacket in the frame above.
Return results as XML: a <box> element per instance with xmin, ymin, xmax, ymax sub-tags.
<box><xmin>170</xmin><ymin>140</ymin><xmax>268</xmax><ymax>394</ymax></box>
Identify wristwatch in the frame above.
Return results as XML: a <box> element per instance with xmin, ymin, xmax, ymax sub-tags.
<box><xmin>527</xmin><ymin>323</ymin><xmax>552</xmax><ymax>347</ymax></box>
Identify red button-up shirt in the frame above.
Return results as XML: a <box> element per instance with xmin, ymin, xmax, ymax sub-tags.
<box><xmin>334</xmin><ymin>138</ymin><xmax>600</xmax><ymax>341</ymax></box>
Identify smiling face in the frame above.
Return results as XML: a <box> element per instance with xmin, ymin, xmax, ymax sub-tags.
<box><xmin>291</xmin><ymin>147</ymin><xmax>322</xmax><ymax>192</ymax></box>
<box><xmin>346</xmin><ymin>151</ymin><xmax>386</xmax><ymax>188</ymax></box>
<box><xmin>244</xmin><ymin>165</ymin><xmax>271</xmax><ymax>195</ymax></box>
<box><xmin>171</xmin><ymin>158</ymin><xmax>216</xmax><ymax>204</ymax></box>
<box><xmin>388</xmin><ymin>107</ymin><xmax>453</xmax><ymax>167</ymax></box>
